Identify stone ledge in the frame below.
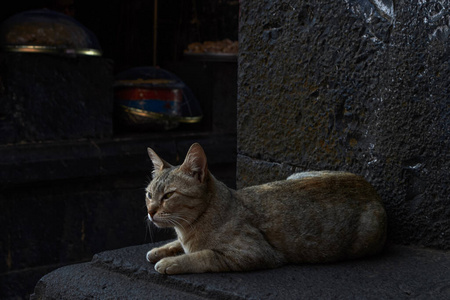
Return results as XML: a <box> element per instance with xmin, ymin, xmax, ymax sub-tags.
<box><xmin>31</xmin><ymin>241</ymin><xmax>450</xmax><ymax>299</ymax></box>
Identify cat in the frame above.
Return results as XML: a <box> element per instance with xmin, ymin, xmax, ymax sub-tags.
<box><xmin>145</xmin><ymin>143</ymin><xmax>387</xmax><ymax>274</ymax></box>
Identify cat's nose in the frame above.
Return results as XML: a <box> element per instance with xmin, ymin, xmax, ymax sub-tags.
<box><xmin>148</xmin><ymin>211</ymin><xmax>156</xmax><ymax>221</ymax></box>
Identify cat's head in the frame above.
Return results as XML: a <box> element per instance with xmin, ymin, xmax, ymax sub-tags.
<box><xmin>145</xmin><ymin>143</ymin><xmax>211</xmax><ymax>230</ymax></box>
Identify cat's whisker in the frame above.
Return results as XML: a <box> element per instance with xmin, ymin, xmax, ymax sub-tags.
<box><xmin>167</xmin><ymin>214</ymin><xmax>195</xmax><ymax>232</ymax></box>
<box><xmin>145</xmin><ymin>215</ymin><xmax>162</xmax><ymax>243</ymax></box>
<box><xmin>156</xmin><ymin>213</ymin><xmax>184</xmax><ymax>231</ymax></box>
<box><xmin>171</xmin><ymin>215</ymin><xmax>195</xmax><ymax>231</ymax></box>
<box><xmin>167</xmin><ymin>218</ymin><xmax>186</xmax><ymax>231</ymax></box>
<box><xmin>169</xmin><ymin>218</ymin><xmax>186</xmax><ymax>231</ymax></box>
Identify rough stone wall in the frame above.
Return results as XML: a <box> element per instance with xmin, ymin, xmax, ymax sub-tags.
<box><xmin>238</xmin><ymin>0</ymin><xmax>449</xmax><ymax>250</ymax></box>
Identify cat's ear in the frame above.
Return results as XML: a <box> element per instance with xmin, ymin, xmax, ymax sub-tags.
<box><xmin>147</xmin><ymin>147</ymin><xmax>172</xmax><ymax>175</ymax></box>
<box><xmin>180</xmin><ymin>143</ymin><xmax>208</xmax><ymax>183</ymax></box>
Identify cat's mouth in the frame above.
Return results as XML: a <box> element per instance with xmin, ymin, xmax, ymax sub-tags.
<box><xmin>148</xmin><ymin>213</ymin><xmax>159</xmax><ymax>226</ymax></box>
<box><xmin>150</xmin><ymin>212</ymin><xmax>191</xmax><ymax>230</ymax></box>
<box><xmin>148</xmin><ymin>213</ymin><xmax>172</xmax><ymax>228</ymax></box>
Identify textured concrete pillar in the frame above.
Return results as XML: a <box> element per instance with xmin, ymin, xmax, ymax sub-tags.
<box><xmin>238</xmin><ymin>0</ymin><xmax>449</xmax><ymax>249</ymax></box>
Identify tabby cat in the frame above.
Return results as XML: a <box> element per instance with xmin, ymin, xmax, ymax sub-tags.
<box><xmin>145</xmin><ymin>143</ymin><xmax>387</xmax><ymax>274</ymax></box>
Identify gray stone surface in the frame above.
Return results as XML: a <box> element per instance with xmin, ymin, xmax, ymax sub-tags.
<box><xmin>32</xmin><ymin>242</ymin><xmax>450</xmax><ymax>299</ymax></box>
<box><xmin>238</xmin><ymin>0</ymin><xmax>449</xmax><ymax>249</ymax></box>
<box><xmin>31</xmin><ymin>263</ymin><xmax>209</xmax><ymax>300</ymax></box>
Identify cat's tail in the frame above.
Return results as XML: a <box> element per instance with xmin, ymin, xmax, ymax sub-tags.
<box><xmin>350</xmin><ymin>202</ymin><xmax>387</xmax><ymax>258</ymax></box>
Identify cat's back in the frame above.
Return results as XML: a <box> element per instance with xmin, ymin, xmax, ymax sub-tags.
<box><xmin>236</xmin><ymin>171</ymin><xmax>386</xmax><ymax>263</ymax></box>
<box><xmin>239</xmin><ymin>171</ymin><xmax>380</xmax><ymax>207</ymax></box>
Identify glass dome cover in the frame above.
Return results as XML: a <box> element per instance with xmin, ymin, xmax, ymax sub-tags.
<box><xmin>115</xmin><ymin>67</ymin><xmax>203</xmax><ymax>125</ymax></box>
<box><xmin>0</xmin><ymin>9</ymin><xmax>102</xmax><ymax>56</ymax></box>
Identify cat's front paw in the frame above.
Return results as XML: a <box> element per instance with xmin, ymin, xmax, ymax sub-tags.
<box><xmin>154</xmin><ymin>257</ymin><xmax>183</xmax><ymax>275</ymax></box>
<box><xmin>147</xmin><ymin>243</ymin><xmax>182</xmax><ymax>263</ymax></box>
<box><xmin>146</xmin><ymin>248</ymin><xmax>162</xmax><ymax>263</ymax></box>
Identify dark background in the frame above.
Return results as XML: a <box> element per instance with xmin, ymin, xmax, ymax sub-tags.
<box><xmin>0</xmin><ymin>1</ymin><xmax>239</xmax><ymax>299</ymax></box>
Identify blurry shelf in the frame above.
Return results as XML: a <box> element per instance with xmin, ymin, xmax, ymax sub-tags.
<box><xmin>183</xmin><ymin>53</ymin><xmax>237</xmax><ymax>62</ymax></box>
<box><xmin>0</xmin><ymin>131</ymin><xmax>236</xmax><ymax>188</ymax></box>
